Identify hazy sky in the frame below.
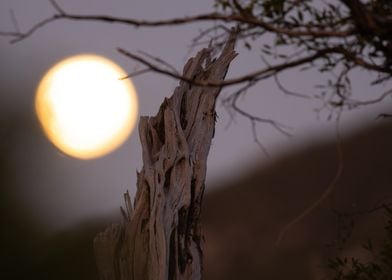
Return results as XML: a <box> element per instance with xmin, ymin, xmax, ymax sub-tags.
<box><xmin>1</xmin><ymin>0</ymin><xmax>390</xmax><ymax>230</ymax></box>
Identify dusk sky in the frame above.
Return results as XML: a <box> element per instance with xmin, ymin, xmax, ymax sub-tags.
<box><xmin>1</xmin><ymin>0</ymin><xmax>391</xmax><ymax>231</ymax></box>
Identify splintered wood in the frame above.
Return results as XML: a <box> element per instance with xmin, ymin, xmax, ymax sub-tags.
<box><xmin>94</xmin><ymin>35</ymin><xmax>237</xmax><ymax>280</ymax></box>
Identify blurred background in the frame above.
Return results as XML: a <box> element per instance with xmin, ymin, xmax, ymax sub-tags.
<box><xmin>0</xmin><ymin>0</ymin><xmax>391</xmax><ymax>279</ymax></box>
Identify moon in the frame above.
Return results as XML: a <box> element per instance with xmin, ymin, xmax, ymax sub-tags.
<box><xmin>35</xmin><ymin>54</ymin><xmax>139</xmax><ymax>159</ymax></box>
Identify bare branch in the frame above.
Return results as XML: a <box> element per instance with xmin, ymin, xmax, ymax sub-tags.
<box><xmin>119</xmin><ymin>47</ymin><xmax>346</xmax><ymax>88</ymax></box>
<box><xmin>120</xmin><ymin>68</ymin><xmax>151</xmax><ymax>79</ymax></box>
<box><xmin>230</xmin><ymin>88</ymin><xmax>293</xmax><ymax>137</ymax></box>
<box><xmin>345</xmin><ymin>88</ymin><xmax>392</xmax><ymax>107</ymax></box>
<box><xmin>251</xmin><ymin>120</ymin><xmax>271</xmax><ymax>158</ymax></box>
<box><xmin>0</xmin><ymin>1</ymin><xmax>354</xmax><ymax>44</ymax></box>
<box><xmin>9</xmin><ymin>9</ymin><xmax>20</xmax><ymax>33</ymax></box>
<box><xmin>274</xmin><ymin>74</ymin><xmax>310</xmax><ymax>99</ymax></box>
<box><xmin>220</xmin><ymin>80</ymin><xmax>292</xmax><ymax>146</ymax></box>
<box><xmin>191</xmin><ymin>24</ymin><xmax>231</xmax><ymax>47</ymax></box>
<box><xmin>48</xmin><ymin>0</ymin><xmax>65</xmax><ymax>15</ymax></box>
<box><xmin>0</xmin><ymin>31</ymin><xmax>20</xmax><ymax>37</ymax></box>
<box><xmin>137</xmin><ymin>51</ymin><xmax>179</xmax><ymax>74</ymax></box>
<box><xmin>335</xmin><ymin>47</ymin><xmax>392</xmax><ymax>75</ymax></box>
<box><xmin>376</xmin><ymin>113</ymin><xmax>392</xmax><ymax>119</ymax></box>
<box><xmin>6</xmin><ymin>15</ymin><xmax>60</xmax><ymax>43</ymax></box>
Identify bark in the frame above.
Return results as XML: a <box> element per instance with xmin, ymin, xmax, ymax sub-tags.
<box><xmin>94</xmin><ymin>34</ymin><xmax>237</xmax><ymax>280</ymax></box>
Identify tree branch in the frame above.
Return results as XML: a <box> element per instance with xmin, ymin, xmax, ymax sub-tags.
<box><xmin>0</xmin><ymin>0</ymin><xmax>353</xmax><ymax>44</ymax></box>
<box><xmin>119</xmin><ymin>46</ymin><xmax>345</xmax><ymax>88</ymax></box>
<box><xmin>345</xmin><ymin>88</ymin><xmax>392</xmax><ymax>107</ymax></box>
<box><xmin>94</xmin><ymin>33</ymin><xmax>237</xmax><ymax>280</ymax></box>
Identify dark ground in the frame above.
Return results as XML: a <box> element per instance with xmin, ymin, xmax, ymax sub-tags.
<box><xmin>203</xmin><ymin>121</ymin><xmax>392</xmax><ymax>279</ymax></box>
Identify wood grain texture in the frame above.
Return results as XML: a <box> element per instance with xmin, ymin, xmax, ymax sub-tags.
<box><xmin>94</xmin><ymin>35</ymin><xmax>237</xmax><ymax>280</ymax></box>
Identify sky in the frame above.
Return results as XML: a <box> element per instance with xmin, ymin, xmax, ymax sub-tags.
<box><xmin>0</xmin><ymin>0</ymin><xmax>391</xmax><ymax>231</ymax></box>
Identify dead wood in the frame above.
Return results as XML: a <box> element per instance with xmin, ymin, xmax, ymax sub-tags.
<box><xmin>94</xmin><ymin>34</ymin><xmax>237</xmax><ymax>280</ymax></box>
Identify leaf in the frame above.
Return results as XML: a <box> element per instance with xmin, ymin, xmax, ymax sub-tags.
<box><xmin>298</xmin><ymin>10</ymin><xmax>303</xmax><ymax>22</ymax></box>
<box><xmin>244</xmin><ymin>41</ymin><xmax>252</xmax><ymax>50</ymax></box>
<box><xmin>363</xmin><ymin>239</ymin><xmax>373</xmax><ymax>252</ymax></box>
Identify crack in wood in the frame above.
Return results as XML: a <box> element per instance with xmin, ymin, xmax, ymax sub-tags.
<box><xmin>94</xmin><ymin>33</ymin><xmax>237</xmax><ymax>280</ymax></box>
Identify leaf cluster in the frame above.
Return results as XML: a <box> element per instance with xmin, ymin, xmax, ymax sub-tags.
<box><xmin>328</xmin><ymin>206</ymin><xmax>392</xmax><ymax>280</ymax></box>
<box><xmin>212</xmin><ymin>0</ymin><xmax>392</xmax><ymax>115</ymax></box>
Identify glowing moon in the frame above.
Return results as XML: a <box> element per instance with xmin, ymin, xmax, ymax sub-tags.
<box><xmin>35</xmin><ymin>54</ymin><xmax>138</xmax><ymax>159</ymax></box>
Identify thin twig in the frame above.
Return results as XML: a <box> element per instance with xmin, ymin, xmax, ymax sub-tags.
<box><xmin>0</xmin><ymin>5</ymin><xmax>353</xmax><ymax>44</ymax></box>
<box><xmin>137</xmin><ymin>51</ymin><xmax>179</xmax><ymax>74</ymax></box>
<box><xmin>346</xmin><ymin>88</ymin><xmax>392</xmax><ymax>107</ymax></box>
<box><xmin>274</xmin><ymin>74</ymin><xmax>310</xmax><ymax>99</ymax></box>
<box><xmin>191</xmin><ymin>25</ymin><xmax>230</xmax><ymax>47</ymax></box>
<box><xmin>376</xmin><ymin>113</ymin><xmax>392</xmax><ymax>119</ymax></box>
<box><xmin>251</xmin><ymin>120</ymin><xmax>271</xmax><ymax>158</ymax></box>
<box><xmin>9</xmin><ymin>9</ymin><xmax>20</xmax><ymax>33</ymax></box>
<box><xmin>220</xmin><ymin>80</ymin><xmax>291</xmax><ymax>150</ymax></box>
<box><xmin>120</xmin><ymin>68</ymin><xmax>150</xmax><ymax>79</ymax></box>
<box><xmin>48</xmin><ymin>0</ymin><xmax>65</xmax><ymax>15</ymax></box>
<box><xmin>8</xmin><ymin>15</ymin><xmax>60</xmax><ymax>43</ymax></box>
<box><xmin>276</xmin><ymin>110</ymin><xmax>344</xmax><ymax>246</ymax></box>
<box><xmin>119</xmin><ymin>47</ymin><xmax>344</xmax><ymax>88</ymax></box>
<box><xmin>231</xmin><ymin>89</ymin><xmax>293</xmax><ymax>137</ymax></box>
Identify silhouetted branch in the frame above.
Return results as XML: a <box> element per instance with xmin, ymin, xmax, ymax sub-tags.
<box><xmin>273</xmin><ymin>75</ymin><xmax>310</xmax><ymax>99</ymax></box>
<box><xmin>120</xmin><ymin>68</ymin><xmax>150</xmax><ymax>79</ymax></box>
<box><xmin>0</xmin><ymin>0</ymin><xmax>354</xmax><ymax>45</ymax></box>
<box><xmin>9</xmin><ymin>9</ymin><xmax>20</xmax><ymax>33</ymax></box>
<box><xmin>377</xmin><ymin>113</ymin><xmax>392</xmax><ymax>119</ymax></box>
<box><xmin>250</xmin><ymin>120</ymin><xmax>271</xmax><ymax>158</ymax></box>
<box><xmin>1</xmin><ymin>0</ymin><xmax>390</xmax><ymax>112</ymax></box>
<box><xmin>119</xmin><ymin>46</ymin><xmax>348</xmax><ymax>88</ymax></box>
<box><xmin>230</xmin><ymin>86</ymin><xmax>293</xmax><ymax>137</ymax></box>
<box><xmin>346</xmin><ymin>89</ymin><xmax>392</xmax><ymax>107</ymax></box>
<box><xmin>48</xmin><ymin>0</ymin><xmax>65</xmax><ymax>15</ymax></box>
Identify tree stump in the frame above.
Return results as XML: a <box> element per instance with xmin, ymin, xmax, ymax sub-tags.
<box><xmin>94</xmin><ymin>35</ymin><xmax>237</xmax><ymax>280</ymax></box>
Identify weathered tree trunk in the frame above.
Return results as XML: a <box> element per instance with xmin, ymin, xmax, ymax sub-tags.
<box><xmin>94</xmin><ymin>35</ymin><xmax>237</xmax><ymax>280</ymax></box>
